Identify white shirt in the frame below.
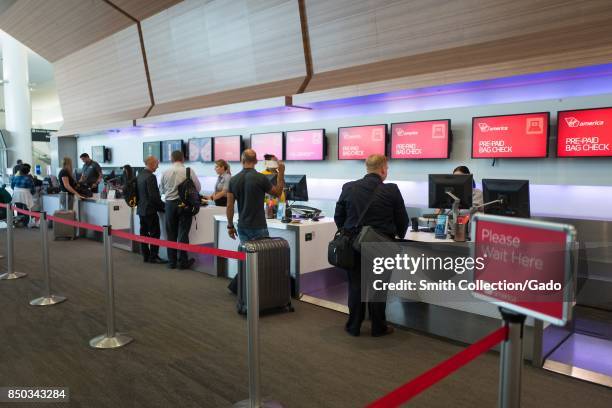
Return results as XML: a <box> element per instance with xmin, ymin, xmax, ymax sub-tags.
<box><xmin>160</xmin><ymin>162</ymin><xmax>201</xmax><ymax>201</ymax></box>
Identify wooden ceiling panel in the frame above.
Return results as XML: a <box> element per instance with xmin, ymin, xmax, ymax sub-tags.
<box><xmin>142</xmin><ymin>0</ymin><xmax>306</xmax><ymax>116</ymax></box>
<box><xmin>305</xmin><ymin>0</ymin><xmax>612</xmax><ymax>75</ymax></box>
<box><xmin>0</xmin><ymin>0</ymin><xmax>134</xmax><ymax>62</ymax></box>
<box><xmin>106</xmin><ymin>0</ymin><xmax>183</xmax><ymax>21</ymax></box>
<box><xmin>54</xmin><ymin>25</ymin><xmax>151</xmax><ymax>133</ymax></box>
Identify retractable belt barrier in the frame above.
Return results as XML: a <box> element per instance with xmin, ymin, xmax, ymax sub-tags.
<box><xmin>368</xmin><ymin>325</ymin><xmax>509</xmax><ymax>408</ymax></box>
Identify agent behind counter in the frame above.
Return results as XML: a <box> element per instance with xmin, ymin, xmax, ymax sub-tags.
<box><xmin>79</xmin><ymin>153</ymin><xmax>103</xmax><ymax>193</ymax></box>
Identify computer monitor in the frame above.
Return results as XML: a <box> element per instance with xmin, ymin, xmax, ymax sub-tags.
<box><xmin>428</xmin><ymin>174</ymin><xmax>473</xmax><ymax>209</ymax></box>
<box><xmin>482</xmin><ymin>179</ymin><xmax>530</xmax><ymax>218</ymax></box>
<box><xmin>284</xmin><ymin>175</ymin><xmax>308</xmax><ymax>201</ymax></box>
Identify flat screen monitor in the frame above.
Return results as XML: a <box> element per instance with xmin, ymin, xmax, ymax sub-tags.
<box><xmin>92</xmin><ymin>146</ymin><xmax>106</xmax><ymax>163</ymax></box>
<box><xmin>188</xmin><ymin>138</ymin><xmax>213</xmax><ymax>162</ymax></box>
<box><xmin>284</xmin><ymin>175</ymin><xmax>308</xmax><ymax>201</ymax></box>
<box><xmin>482</xmin><ymin>179</ymin><xmax>530</xmax><ymax>218</ymax></box>
<box><xmin>285</xmin><ymin>129</ymin><xmax>325</xmax><ymax>161</ymax></box>
<box><xmin>213</xmin><ymin>136</ymin><xmax>242</xmax><ymax>162</ymax></box>
<box><xmin>250</xmin><ymin>132</ymin><xmax>284</xmax><ymax>160</ymax></box>
<box><xmin>143</xmin><ymin>141</ymin><xmax>161</xmax><ymax>161</ymax></box>
<box><xmin>338</xmin><ymin>124</ymin><xmax>387</xmax><ymax>160</ymax></box>
<box><xmin>472</xmin><ymin>112</ymin><xmax>549</xmax><ymax>158</ymax></box>
<box><xmin>390</xmin><ymin>120</ymin><xmax>451</xmax><ymax>159</ymax></box>
<box><xmin>428</xmin><ymin>174</ymin><xmax>473</xmax><ymax>209</ymax></box>
<box><xmin>557</xmin><ymin>107</ymin><xmax>612</xmax><ymax>157</ymax></box>
<box><xmin>161</xmin><ymin>140</ymin><xmax>184</xmax><ymax>163</ymax></box>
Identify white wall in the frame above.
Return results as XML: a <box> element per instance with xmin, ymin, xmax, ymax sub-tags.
<box><xmin>74</xmin><ymin>92</ymin><xmax>612</xmax><ymax>220</ymax></box>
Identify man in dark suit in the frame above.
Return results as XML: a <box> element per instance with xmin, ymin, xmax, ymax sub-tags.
<box><xmin>334</xmin><ymin>154</ymin><xmax>409</xmax><ymax>337</ymax></box>
<box><xmin>137</xmin><ymin>156</ymin><xmax>166</xmax><ymax>264</ymax></box>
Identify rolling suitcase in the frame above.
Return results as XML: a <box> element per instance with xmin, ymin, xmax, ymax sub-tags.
<box><xmin>237</xmin><ymin>237</ymin><xmax>293</xmax><ymax>315</ymax></box>
<box><xmin>53</xmin><ymin>210</ymin><xmax>76</xmax><ymax>240</ymax></box>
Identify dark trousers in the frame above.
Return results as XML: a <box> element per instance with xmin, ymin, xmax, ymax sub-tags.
<box><xmin>345</xmin><ymin>256</ymin><xmax>388</xmax><ymax>336</ymax></box>
<box><xmin>164</xmin><ymin>200</ymin><xmax>193</xmax><ymax>266</ymax></box>
<box><xmin>139</xmin><ymin>213</ymin><xmax>161</xmax><ymax>261</ymax></box>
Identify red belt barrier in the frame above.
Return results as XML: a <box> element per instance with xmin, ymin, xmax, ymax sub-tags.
<box><xmin>47</xmin><ymin>215</ymin><xmax>105</xmax><ymax>232</ymax></box>
<box><xmin>112</xmin><ymin>229</ymin><xmax>245</xmax><ymax>261</ymax></box>
<box><xmin>367</xmin><ymin>326</ymin><xmax>508</xmax><ymax>408</ymax></box>
<box><xmin>0</xmin><ymin>203</ymin><xmax>7</xmax><ymax>208</ymax></box>
<box><xmin>12</xmin><ymin>206</ymin><xmax>41</xmax><ymax>219</ymax></box>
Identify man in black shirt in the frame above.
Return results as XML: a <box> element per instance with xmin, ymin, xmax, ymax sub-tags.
<box><xmin>226</xmin><ymin>149</ymin><xmax>285</xmax><ymax>242</ymax></box>
<box><xmin>335</xmin><ymin>154</ymin><xmax>409</xmax><ymax>337</ymax></box>
<box><xmin>79</xmin><ymin>153</ymin><xmax>102</xmax><ymax>193</ymax></box>
<box><xmin>136</xmin><ymin>156</ymin><xmax>166</xmax><ymax>264</ymax></box>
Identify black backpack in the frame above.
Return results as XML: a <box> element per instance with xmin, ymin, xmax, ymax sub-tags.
<box><xmin>178</xmin><ymin>168</ymin><xmax>201</xmax><ymax>216</ymax></box>
<box><xmin>123</xmin><ymin>176</ymin><xmax>138</xmax><ymax>208</ymax></box>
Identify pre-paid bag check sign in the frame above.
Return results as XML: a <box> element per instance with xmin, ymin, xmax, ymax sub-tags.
<box><xmin>471</xmin><ymin>214</ymin><xmax>577</xmax><ymax>326</ymax></box>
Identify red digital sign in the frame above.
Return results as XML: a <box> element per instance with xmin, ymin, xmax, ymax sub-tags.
<box><xmin>285</xmin><ymin>129</ymin><xmax>325</xmax><ymax>161</ymax></box>
<box><xmin>472</xmin><ymin>215</ymin><xmax>575</xmax><ymax>325</ymax></box>
<box><xmin>213</xmin><ymin>136</ymin><xmax>242</xmax><ymax>162</ymax></box>
<box><xmin>250</xmin><ymin>132</ymin><xmax>284</xmax><ymax>160</ymax></box>
<box><xmin>390</xmin><ymin>120</ymin><xmax>450</xmax><ymax>159</ymax></box>
<box><xmin>557</xmin><ymin>107</ymin><xmax>612</xmax><ymax>157</ymax></box>
<box><xmin>472</xmin><ymin>112</ymin><xmax>549</xmax><ymax>158</ymax></box>
<box><xmin>338</xmin><ymin>125</ymin><xmax>387</xmax><ymax>160</ymax></box>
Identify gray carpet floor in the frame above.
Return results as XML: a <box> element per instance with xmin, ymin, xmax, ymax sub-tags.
<box><xmin>0</xmin><ymin>228</ymin><xmax>610</xmax><ymax>408</ymax></box>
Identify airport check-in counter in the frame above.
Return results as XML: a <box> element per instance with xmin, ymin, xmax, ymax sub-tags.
<box><xmin>132</xmin><ymin>204</ymin><xmax>227</xmax><ymax>274</ymax></box>
<box><xmin>42</xmin><ymin>194</ymin><xmax>132</xmax><ymax>250</ymax></box>
<box><xmin>214</xmin><ymin>215</ymin><xmax>338</xmax><ymax>296</ymax></box>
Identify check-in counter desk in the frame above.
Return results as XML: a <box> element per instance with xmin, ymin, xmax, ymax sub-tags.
<box><xmin>213</xmin><ymin>215</ymin><xmax>338</xmax><ymax>296</ymax></box>
<box><xmin>42</xmin><ymin>194</ymin><xmax>133</xmax><ymax>250</ymax></box>
<box><xmin>393</xmin><ymin>230</ymin><xmax>543</xmax><ymax>363</ymax></box>
<box><xmin>133</xmin><ymin>205</ymin><xmax>227</xmax><ymax>275</ymax></box>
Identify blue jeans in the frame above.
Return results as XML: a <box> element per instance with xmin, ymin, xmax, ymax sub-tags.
<box><xmin>237</xmin><ymin>227</ymin><xmax>269</xmax><ymax>243</ymax></box>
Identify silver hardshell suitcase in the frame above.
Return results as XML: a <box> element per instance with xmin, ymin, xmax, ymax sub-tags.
<box><xmin>237</xmin><ymin>237</ymin><xmax>293</xmax><ymax>315</ymax></box>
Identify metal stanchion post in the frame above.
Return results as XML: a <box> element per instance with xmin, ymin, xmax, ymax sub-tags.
<box><xmin>89</xmin><ymin>225</ymin><xmax>133</xmax><ymax>349</ymax></box>
<box><xmin>30</xmin><ymin>212</ymin><xmax>67</xmax><ymax>306</ymax></box>
<box><xmin>0</xmin><ymin>205</ymin><xmax>27</xmax><ymax>280</ymax></box>
<box><xmin>234</xmin><ymin>249</ymin><xmax>284</xmax><ymax>408</ymax></box>
<box><xmin>498</xmin><ymin>307</ymin><xmax>526</xmax><ymax>408</ymax></box>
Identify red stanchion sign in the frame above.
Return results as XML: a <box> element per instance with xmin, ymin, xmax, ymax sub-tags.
<box><xmin>471</xmin><ymin>214</ymin><xmax>576</xmax><ymax>325</ymax></box>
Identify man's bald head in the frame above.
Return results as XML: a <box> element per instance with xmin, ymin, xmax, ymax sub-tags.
<box><xmin>144</xmin><ymin>155</ymin><xmax>159</xmax><ymax>171</ymax></box>
<box><xmin>241</xmin><ymin>149</ymin><xmax>257</xmax><ymax>165</ymax></box>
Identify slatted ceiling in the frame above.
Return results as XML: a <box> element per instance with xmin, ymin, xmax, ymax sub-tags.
<box><xmin>294</xmin><ymin>43</ymin><xmax>612</xmax><ymax>106</ymax></box>
<box><xmin>106</xmin><ymin>0</ymin><xmax>183</xmax><ymax>21</ymax></box>
<box><xmin>141</xmin><ymin>0</ymin><xmax>306</xmax><ymax>112</ymax></box>
<box><xmin>147</xmin><ymin>77</ymin><xmax>304</xmax><ymax>117</ymax></box>
<box><xmin>0</xmin><ymin>0</ymin><xmax>133</xmax><ymax>62</ymax></box>
<box><xmin>54</xmin><ymin>25</ymin><xmax>150</xmax><ymax>131</ymax></box>
<box><xmin>305</xmin><ymin>0</ymin><xmax>612</xmax><ymax>75</ymax></box>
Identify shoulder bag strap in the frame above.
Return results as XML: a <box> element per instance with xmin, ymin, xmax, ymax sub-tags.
<box><xmin>355</xmin><ymin>183</ymin><xmax>382</xmax><ymax>228</ymax></box>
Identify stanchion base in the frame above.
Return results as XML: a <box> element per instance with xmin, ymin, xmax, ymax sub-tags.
<box><xmin>89</xmin><ymin>333</ymin><xmax>133</xmax><ymax>349</ymax></box>
<box><xmin>0</xmin><ymin>254</ymin><xmax>5</xmax><ymax>259</ymax></box>
<box><xmin>0</xmin><ymin>271</ymin><xmax>27</xmax><ymax>280</ymax></box>
<box><xmin>30</xmin><ymin>295</ymin><xmax>67</xmax><ymax>306</ymax></box>
<box><xmin>233</xmin><ymin>400</ymin><xmax>284</xmax><ymax>408</ymax></box>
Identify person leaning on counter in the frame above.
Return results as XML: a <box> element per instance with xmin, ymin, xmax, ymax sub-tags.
<box><xmin>203</xmin><ymin>159</ymin><xmax>231</xmax><ymax>206</ymax></box>
<box><xmin>334</xmin><ymin>154</ymin><xmax>409</xmax><ymax>337</ymax></box>
<box><xmin>58</xmin><ymin>157</ymin><xmax>85</xmax><ymax>207</ymax></box>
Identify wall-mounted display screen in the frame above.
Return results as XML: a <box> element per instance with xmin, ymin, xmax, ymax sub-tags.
<box><xmin>472</xmin><ymin>112</ymin><xmax>549</xmax><ymax>158</ymax></box>
<box><xmin>250</xmin><ymin>132</ymin><xmax>284</xmax><ymax>160</ymax></box>
<box><xmin>390</xmin><ymin>120</ymin><xmax>451</xmax><ymax>159</ymax></box>
<box><xmin>188</xmin><ymin>138</ymin><xmax>213</xmax><ymax>162</ymax></box>
<box><xmin>557</xmin><ymin>107</ymin><xmax>612</xmax><ymax>157</ymax></box>
<box><xmin>92</xmin><ymin>145</ymin><xmax>106</xmax><ymax>163</ymax></box>
<box><xmin>338</xmin><ymin>124</ymin><xmax>387</xmax><ymax>160</ymax></box>
<box><xmin>161</xmin><ymin>140</ymin><xmax>184</xmax><ymax>162</ymax></box>
<box><xmin>285</xmin><ymin>129</ymin><xmax>325</xmax><ymax>161</ymax></box>
<box><xmin>143</xmin><ymin>141</ymin><xmax>161</xmax><ymax>161</ymax></box>
<box><xmin>213</xmin><ymin>136</ymin><xmax>242</xmax><ymax>162</ymax></box>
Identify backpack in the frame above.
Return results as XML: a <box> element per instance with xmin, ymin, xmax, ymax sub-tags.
<box><xmin>123</xmin><ymin>176</ymin><xmax>138</xmax><ymax>208</ymax></box>
<box><xmin>178</xmin><ymin>168</ymin><xmax>200</xmax><ymax>216</ymax></box>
